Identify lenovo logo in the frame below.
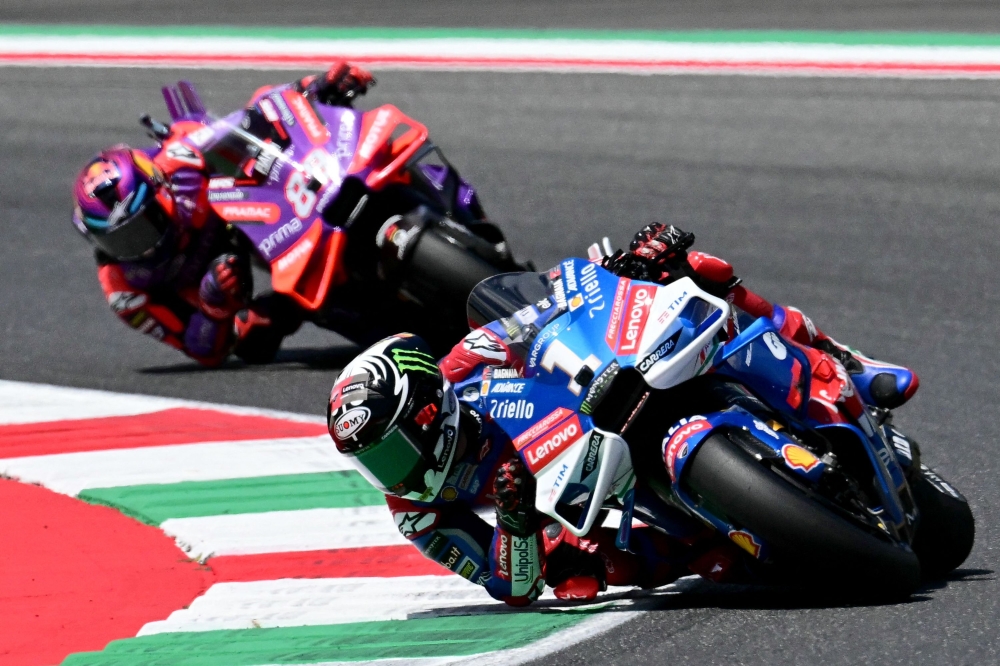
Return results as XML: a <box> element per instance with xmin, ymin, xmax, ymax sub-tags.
<box><xmin>524</xmin><ymin>415</ymin><xmax>581</xmax><ymax>473</ymax></box>
<box><xmin>618</xmin><ymin>286</ymin><xmax>654</xmax><ymax>354</ymax></box>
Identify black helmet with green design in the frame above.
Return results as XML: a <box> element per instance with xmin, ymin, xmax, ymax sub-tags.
<box><xmin>327</xmin><ymin>334</ymin><xmax>459</xmax><ymax>501</ymax></box>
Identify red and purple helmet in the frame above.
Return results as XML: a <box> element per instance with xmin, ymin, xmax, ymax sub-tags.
<box><xmin>72</xmin><ymin>146</ymin><xmax>173</xmax><ymax>262</ymax></box>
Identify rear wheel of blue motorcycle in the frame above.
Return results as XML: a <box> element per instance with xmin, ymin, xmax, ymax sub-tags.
<box><xmin>910</xmin><ymin>465</ymin><xmax>975</xmax><ymax>580</ymax></box>
<box><xmin>684</xmin><ymin>432</ymin><xmax>921</xmax><ymax>599</ymax></box>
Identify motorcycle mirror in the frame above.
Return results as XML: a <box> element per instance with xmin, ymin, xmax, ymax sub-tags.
<box><xmin>139</xmin><ymin>114</ymin><xmax>171</xmax><ymax>142</ymax></box>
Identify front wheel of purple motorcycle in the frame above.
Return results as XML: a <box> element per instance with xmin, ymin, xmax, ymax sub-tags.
<box><xmin>683</xmin><ymin>432</ymin><xmax>922</xmax><ymax>599</ymax></box>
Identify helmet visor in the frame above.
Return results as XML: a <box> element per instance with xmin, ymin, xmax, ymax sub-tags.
<box><xmin>85</xmin><ymin>184</ymin><xmax>171</xmax><ymax>261</ymax></box>
<box><xmin>349</xmin><ymin>384</ymin><xmax>460</xmax><ymax>502</ymax></box>
<box><xmin>353</xmin><ymin>425</ymin><xmax>433</xmax><ymax>498</ymax></box>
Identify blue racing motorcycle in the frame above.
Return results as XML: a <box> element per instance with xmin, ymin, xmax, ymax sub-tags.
<box><xmin>459</xmin><ymin>257</ymin><xmax>974</xmax><ymax>596</ymax></box>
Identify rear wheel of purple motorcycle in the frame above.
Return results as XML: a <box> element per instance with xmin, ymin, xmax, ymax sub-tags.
<box><xmin>684</xmin><ymin>431</ymin><xmax>922</xmax><ymax>599</ymax></box>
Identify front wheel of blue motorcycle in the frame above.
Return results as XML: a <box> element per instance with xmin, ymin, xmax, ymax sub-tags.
<box><xmin>684</xmin><ymin>432</ymin><xmax>922</xmax><ymax>599</ymax></box>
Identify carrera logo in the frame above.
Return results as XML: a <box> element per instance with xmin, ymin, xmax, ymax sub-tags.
<box><xmin>513</xmin><ymin>407</ymin><xmax>574</xmax><ymax>450</ymax></box>
<box><xmin>617</xmin><ymin>286</ymin><xmax>655</xmax><ymax>354</ymax></box>
<box><xmin>524</xmin><ymin>415</ymin><xmax>582</xmax><ymax>474</ymax></box>
<box><xmin>605</xmin><ymin>277</ymin><xmax>631</xmax><ymax>350</ymax></box>
<box><xmin>664</xmin><ymin>419</ymin><xmax>711</xmax><ymax>481</ymax></box>
<box><xmin>638</xmin><ymin>329</ymin><xmax>683</xmax><ymax>373</ymax></box>
<box><xmin>781</xmin><ymin>444</ymin><xmax>821</xmax><ymax>473</ymax></box>
<box><xmin>358</xmin><ymin>108</ymin><xmax>393</xmax><ymax>160</ymax></box>
<box><xmin>334</xmin><ymin>406</ymin><xmax>371</xmax><ymax>440</ymax></box>
<box><xmin>284</xmin><ymin>91</ymin><xmax>329</xmax><ymax>146</ymax></box>
<box><xmin>212</xmin><ymin>202</ymin><xmax>281</xmax><ymax>224</ymax></box>
<box><xmin>581</xmin><ymin>432</ymin><xmax>602</xmax><ymax>482</ymax></box>
<box><xmin>275</xmin><ymin>238</ymin><xmax>314</xmax><ymax>272</ymax></box>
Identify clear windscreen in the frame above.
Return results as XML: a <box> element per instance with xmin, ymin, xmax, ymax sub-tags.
<box><xmin>196</xmin><ymin>110</ymin><xmax>297</xmax><ymax>181</ymax></box>
<box><xmin>466</xmin><ymin>271</ymin><xmax>560</xmax><ymax>328</ymax></box>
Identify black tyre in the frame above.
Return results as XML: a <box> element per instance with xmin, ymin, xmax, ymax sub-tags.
<box><xmin>684</xmin><ymin>431</ymin><xmax>921</xmax><ymax>598</ymax></box>
<box><xmin>910</xmin><ymin>465</ymin><xmax>975</xmax><ymax>580</ymax></box>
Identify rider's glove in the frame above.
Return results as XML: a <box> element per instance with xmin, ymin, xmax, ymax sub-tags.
<box><xmin>492</xmin><ymin>458</ymin><xmax>539</xmax><ymax>537</ymax></box>
<box><xmin>199</xmin><ymin>254</ymin><xmax>250</xmax><ymax>320</ymax></box>
<box><xmin>629</xmin><ymin>223</ymin><xmax>695</xmax><ymax>266</ymax></box>
<box><xmin>603</xmin><ymin>223</ymin><xmax>697</xmax><ymax>282</ymax></box>
<box><xmin>307</xmin><ymin>62</ymin><xmax>376</xmax><ymax>105</ymax></box>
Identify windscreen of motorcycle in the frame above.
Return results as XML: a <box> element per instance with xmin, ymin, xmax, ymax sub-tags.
<box><xmin>466</xmin><ymin>271</ymin><xmax>564</xmax><ymax>328</ymax></box>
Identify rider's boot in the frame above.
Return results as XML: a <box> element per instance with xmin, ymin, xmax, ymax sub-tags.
<box><xmin>773</xmin><ymin>304</ymin><xmax>919</xmax><ymax>410</ymax></box>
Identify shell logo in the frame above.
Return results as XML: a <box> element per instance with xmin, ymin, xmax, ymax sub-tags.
<box><xmin>781</xmin><ymin>443</ymin><xmax>821</xmax><ymax>473</ymax></box>
<box><xmin>728</xmin><ymin>529</ymin><xmax>762</xmax><ymax>558</ymax></box>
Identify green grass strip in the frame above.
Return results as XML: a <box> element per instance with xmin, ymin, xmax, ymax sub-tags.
<box><xmin>78</xmin><ymin>470</ymin><xmax>384</xmax><ymax>525</ymax></box>
<box><xmin>61</xmin><ymin>612</ymin><xmax>588</xmax><ymax>665</ymax></box>
<box><xmin>4</xmin><ymin>24</ymin><xmax>1000</xmax><ymax>46</ymax></box>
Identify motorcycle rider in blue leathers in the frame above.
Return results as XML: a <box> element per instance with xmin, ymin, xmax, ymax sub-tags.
<box><xmin>326</xmin><ymin>224</ymin><xmax>920</xmax><ymax>605</ymax></box>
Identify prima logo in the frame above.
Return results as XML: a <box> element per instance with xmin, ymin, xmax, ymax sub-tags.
<box><xmin>257</xmin><ymin>218</ymin><xmax>302</xmax><ymax>258</ymax></box>
<box><xmin>334</xmin><ymin>111</ymin><xmax>356</xmax><ymax>158</ymax></box>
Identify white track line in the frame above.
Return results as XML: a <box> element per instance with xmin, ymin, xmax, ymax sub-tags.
<box><xmin>4</xmin><ymin>36</ymin><xmax>1000</xmax><ymax>65</ymax></box>
<box><xmin>0</xmin><ymin>380</ymin><xmax>185</xmax><ymax>424</ymax></box>
<box><xmin>161</xmin><ymin>505</ymin><xmax>406</xmax><ymax>558</ymax></box>
<box><xmin>138</xmin><ymin>575</ymin><xmax>502</xmax><ymax>634</ymax></box>
<box><xmin>0</xmin><ymin>436</ymin><xmax>350</xmax><ymax>496</ymax></box>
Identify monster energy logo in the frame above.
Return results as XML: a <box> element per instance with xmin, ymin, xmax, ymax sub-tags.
<box><xmin>391</xmin><ymin>348</ymin><xmax>438</xmax><ymax>375</ymax></box>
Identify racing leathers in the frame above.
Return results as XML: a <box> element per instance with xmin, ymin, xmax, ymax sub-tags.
<box><xmin>389</xmin><ymin>225</ymin><xmax>920</xmax><ymax>606</ymax></box>
<box><xmin>89</xmin><ymin>165</ymin><xmax>248</xmax><ymax>366</ymax></box>
<box><xmin>83</xmin><ymin>63</ymin><xmax>375</xmax><ymax>366</ymax></box>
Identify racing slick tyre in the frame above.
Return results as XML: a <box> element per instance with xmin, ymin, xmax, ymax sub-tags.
<box><xmin>400</xmin><ymin>223</ymin><xmax>517</xmax><ymax>352</ymax></box>
<box><xmin>684</xmin><ymin>432</ymin><xmax>922</xmax><ymax>598</ymax></box>
<box><xmin>909</xmin><ymin>465</ymin><xmax>975</xmax><ymax>580</ymax></box>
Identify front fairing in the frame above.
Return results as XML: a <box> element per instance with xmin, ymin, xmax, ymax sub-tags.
<box><xmin>459</xmin><ymin>258</ymin><xmax>731</xmax><ymax>536</ymax></box>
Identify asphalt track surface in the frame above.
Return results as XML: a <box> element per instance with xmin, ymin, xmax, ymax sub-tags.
<box><xmin>5</xmin><ymin>20</ymin><xmax>1000</xmax><ymax>666</ymax></box>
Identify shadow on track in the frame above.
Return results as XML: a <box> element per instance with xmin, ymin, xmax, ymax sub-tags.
<box><xmin>407</xmin><ymin>567</ymin><xmax>996</xmax><ymax>625</ymax></box>
<box><xmin>138</xmin><ymin>345</ymin><xmax>360</xmax><ymax>374</ymax></box>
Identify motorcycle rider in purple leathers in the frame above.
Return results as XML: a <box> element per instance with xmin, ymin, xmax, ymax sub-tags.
<box><xmin>71</xmin><ymin>63</ymin><xmax>374</xmax><ymax>366</ymax></box>
<box><xmin>326</xmin><ymin>224</ymin><xmax>920</xmax><ymax>605</ymax></box>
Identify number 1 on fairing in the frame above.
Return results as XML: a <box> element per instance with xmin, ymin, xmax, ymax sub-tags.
<box><xmin>541</xmin><ymin>339</ymin><xmax>601</xmax><ymax>396</ymax></box>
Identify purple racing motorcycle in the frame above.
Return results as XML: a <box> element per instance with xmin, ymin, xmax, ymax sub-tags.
<box><xmin>144</xmin><ymin>80</ymin><xmax>525</xmax><ymax>359</ymax></box>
